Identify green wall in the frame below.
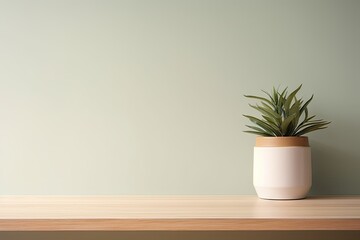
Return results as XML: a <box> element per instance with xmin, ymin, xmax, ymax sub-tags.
<box><xmin>0</xmin><ymin>0</ymin><xmax>359</xmax><ymax>196</ymax></box>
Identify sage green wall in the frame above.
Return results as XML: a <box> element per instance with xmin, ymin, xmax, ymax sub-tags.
<box><xmin>0</xmin><ymin>0</ymin><xmax>359</xmax><ymax>195</ymax></box>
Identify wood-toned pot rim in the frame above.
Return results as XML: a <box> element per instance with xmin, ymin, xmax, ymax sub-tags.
<box><xmin>255</xmin><ymin>136</ymin><xmax>309</xmax><ymax>147</ymax></box>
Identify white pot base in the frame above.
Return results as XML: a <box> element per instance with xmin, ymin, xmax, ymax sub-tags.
<box><xmin>254</xmin><ymin>186</ymin><xmax>310</xmax><ymax>200</ymax></box>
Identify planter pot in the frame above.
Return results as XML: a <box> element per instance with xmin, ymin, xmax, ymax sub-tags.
<box><xmin>253</xmin><ymin>137</ymin><xmax>311</xmax><ymax>200</ymax></box>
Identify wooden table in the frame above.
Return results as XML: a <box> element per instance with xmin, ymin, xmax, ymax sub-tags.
<box><xmin>0</xmin><ymin>195</ymin><xmax>359</xmax><ymax>231</ymax></box>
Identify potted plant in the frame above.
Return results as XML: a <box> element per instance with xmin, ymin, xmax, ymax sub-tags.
<box><xmin>244</xmin><ymin>85</ymin><xmax>330</xmax><ymax>200</ymax></box>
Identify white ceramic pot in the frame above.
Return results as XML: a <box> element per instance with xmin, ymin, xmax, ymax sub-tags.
<box><xmin>253</xmin><ymin>137</ymin><xmax>311</xmax><ymax>200</ymax></box>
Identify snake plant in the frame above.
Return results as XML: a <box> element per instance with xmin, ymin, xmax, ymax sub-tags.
<box><xmin>244</xmin><ymin>85</ymin><xmax>330</xmax><ymax>136</ymax></box>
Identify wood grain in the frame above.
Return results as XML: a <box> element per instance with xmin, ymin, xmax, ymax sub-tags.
<box><xmin>255</xmin><ymin>136</ymin><xmax>309</xmax><ymax>147</ymax></box>
<box><xmin>0</xmin><ymin>195</ymin><xmax>359</xmax><ymax>231</ymax></box>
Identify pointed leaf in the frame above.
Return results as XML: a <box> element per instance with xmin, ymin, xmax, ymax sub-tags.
<box><xmin>281</xmin><ymin>114</ymin><xmax>296</xmax><ymax>135</ymax></box>
<box><xmin>245</xmin><ymin>125</ymin><xmax>273</xmax><ymax>135</ymax></box>
<box><xmin>249</xmin><ymin>104</ymin><xmax>281</xmax><ymax>123</ymax></box>
<box><xmin>244</xmin><ymin>95</ymin><xmax>274</xmax><ymax>107</ymax></box>
<box><xmin>283</xmin><ymin>84</ymin><xmax>302</xmax><ymax>117</ymax></box>
<box><xmin>243</xmin><ymin>115</ymin><xmax>281</xmax><ymax>135</ymax></box>
<box><xmin>243</xmin><ymin>130</ymin><xmax>271</xmax><ymax>136</ymax></box>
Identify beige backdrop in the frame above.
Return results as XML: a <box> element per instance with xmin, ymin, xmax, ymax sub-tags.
<box><xmin>0</xmin><ymin>0</ymin><xmax>359</xmax><ymax>197</ymax></box>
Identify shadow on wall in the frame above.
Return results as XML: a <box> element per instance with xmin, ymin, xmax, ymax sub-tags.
<box><xmin>310</xmin><ymin>140</ymin><xmax>359</xmax><ymax>195</ymax></box>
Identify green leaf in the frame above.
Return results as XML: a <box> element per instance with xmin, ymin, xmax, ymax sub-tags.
<box><xmin>283</xmin><ymin>85</ymin><xmax>302</xmax><ymax>117</ymax></box>
<box><xmin>261</xmin><ymin>89</ymin><xmax>276</xmax><ymax>106</ymax></box>
<box><xmin>281</xmin><ymin>114</ymin><xmax>296</xmax><ymax>136</ymax></box>
<box><xmin>243</xmin><ymin>115</ymin><xmax>281</xmax><ymax>136</ymax></box>
<box><xmin>279</xmin><ymin>87</ymin><xmax>288</xmax><ymax>98</ymax></box>
<box><xmin>243</xmin><ymin>130</ymin><xmax>271</xmax><ymax>136</ymax></box>
<box><xmin>288</xmin><ymin>98</ymin><xmax>301</xmax><ymax>132</ymax></box>
<box><xmin>294</xmin><ymin>123</ymin><xmax>330</xmax><ymax>136</ymax></box>
<box><xmin>295</xmin><ymin>120</ymin><xmax>330</xmax><ymax>131</ymax></box>
<box><xmin>249</xmin><ymin>104</ymin><xmax>281</xmax><ymax>123</ymax></box>
<box><xmin>244</xmin><ymin>95</ymin><xmax>275</xmax><ymax>107</ymax></box>
<box><xmin>262</xmin><ymin>115</ymin><xmax>279</xmax><ymax>129</ymax></box>
<box><xmin>245</xmin><ymin>125</ymin><xmax>271</xmax><ymax>135</ymax></box>
<box><xmin>273</xmin><ymin>87</ymin><xmax>279</xmax><ymax>105</ymax></box>
<box><xmin>300</xmin><ymin>95</ymin><xmax>313</xmax><ymax>116</ymax></box>
<box><xmin>286</xmin><ymin>121</ymin><xmax>296</xmax><ymax>136</ymax></box>
<box><xmin>261</xmin><ymin>101</ymin><xmax>276</xmax><ymax>112</ymax></box>
<box><xmin>243</xmin><ymin>85</ymin><xmax>330</xmax><ymax>137</ymax></box>
<box><xmin>294</xmin><ymin>115</ymin><xmax>317</xmax><ymax>133</ymax></box>
<box><xmin>290</xmin><ymin>98</ymin><xmax>301</xmax><ymax>115</ymax></box>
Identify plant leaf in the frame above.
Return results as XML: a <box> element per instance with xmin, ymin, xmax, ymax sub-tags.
<box><xmin>243</xmin><ymin>130</ymin><xmax>271</xmax><ymax>136</ymax></box>
<box><xmin>245</xmin><ymin>125</ymin><xmax>271</xmax><ymax>135</ymax></box>
<box><xmin>243</xmin><ymin>115</ymin><xmax>281</xmax><ymax>136</ymax></box>
<box><xmin>281</xmin><ymin>114</ymin><xmax>296</xmax><ymax>136</ymax></box>
<box><xmin>244</xmin><ymin>95</ymin><xmax>275</xmax><ymax>107</ymax></box>
<box><xmin>249</xmin><ymin>104</ymin><xmax>281</xmax><ymax>124</ymax></box>
<box><xmin>294</xmin><ymin>122</ymin><xmax>331</xmax><ymax>136</ymax></box>
<box><xmin>300</xmin><ymin>95</ymin><xmax>313</xmax><ymax>116</ymax></box>
<box><xmin>283</xmin><ymin>85</ymin><xmax>302</xmax><ymax>117</ymax></box>
<box><xmin>243</xmin><ymin>85</ymin><xmax>330</xmax><ymax>137</ymax></box>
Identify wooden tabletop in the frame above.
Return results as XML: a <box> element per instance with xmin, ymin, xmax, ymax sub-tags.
<box><xmin>0</xmin><ymin>195</ymin><xmax>359</xmax><ymax>231</ymax></box>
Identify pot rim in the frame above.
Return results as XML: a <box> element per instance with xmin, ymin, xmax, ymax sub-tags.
<box><xmin>255</xmin><ymin>136</ymin><xmax>309</xmax><ymax>147</ymax></box>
